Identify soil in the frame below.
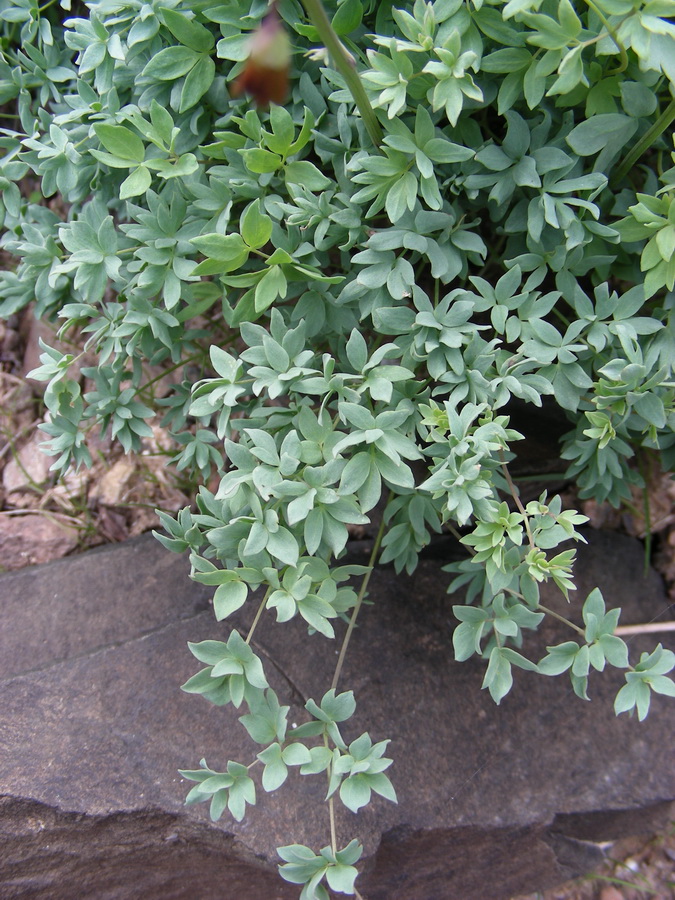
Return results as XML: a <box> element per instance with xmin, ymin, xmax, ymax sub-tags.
<box><xmin>513</xmin><ymin>829</ymin><xmax>675</xmax><ymax>900</ymax></box>
<box><xmin>0</xmin><ymin>308</ymin><xmax>195</xmax><ymax>571</ymax></box>
<box><xmin>1</xmin><ymin>307</ymin><xmax>674</xmax><ymax>899</ymax></box>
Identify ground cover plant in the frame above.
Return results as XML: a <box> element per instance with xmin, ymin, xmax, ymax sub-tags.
<box><xmin>1</xmin><ymin>0</ymin><xmax>675</xmax><ymax>895</ymax></box>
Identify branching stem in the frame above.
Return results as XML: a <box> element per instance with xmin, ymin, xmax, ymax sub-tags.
<box><xmin>579</xmin><ymin>0</ymin><xmax>628</xmax><ymax>72</ymax></box>
<box><xmin>500</xmin><ymin>456</ymin><xmax>535</xmax><ymax>550</ymax></box>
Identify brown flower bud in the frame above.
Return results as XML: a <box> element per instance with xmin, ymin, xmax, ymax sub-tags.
<box><xmin>231</xmin><ymin>2</ymin><xmax>291</xmax><ymax>107</ymax></box>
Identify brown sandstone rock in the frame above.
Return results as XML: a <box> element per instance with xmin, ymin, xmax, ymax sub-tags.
<box><xmin>0</xmin><ymin>513</ymin><xmax>79</xmax><ymax>571</ymax></box>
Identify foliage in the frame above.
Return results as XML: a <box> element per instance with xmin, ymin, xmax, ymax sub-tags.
<box><xmin>1</xmin><ymin>0</ymin><xmax>675</xmax><ymax>894</ymax></box>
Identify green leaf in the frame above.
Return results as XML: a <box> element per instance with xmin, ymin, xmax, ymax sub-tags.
<box><xmin>424</xmin><ymin>139</ymin><xmax>473</xmax><ymax>164</ymax></box>
<box><xmin>339</xmin><ymin>774</ymin><xmax>371</xmax><ymax>812</ymax></box>
<box><xmin>386</xmin><ymin>171</ymin><xmax>417</xmax><ymax>222</ymax></box>
<box><xmin>339</xmin><ymin>451</ymin><xmax>372</xmax><ymax>494</ymax></box>
<box><xmin>325</xmin><ymin>862</ymin><xmax>358</xmax><ymax>893</ymax></box>
<box><xmin>332</xmin><ymin>0</ymin><xmax>362</xmax><ymax>35</ymax></box>
<box><xmin>241</xmin><ymin>199</ymin><xmax>273</xmax><ymax>249</ymax></box>
<box><xmin>345</xmin><ymin>328</ymin><xmax>368</xmax><ymax>372</ymax></box>
<box><xmin>143</xmin><ymin>154</ymin><xmax>199</xmax><ymax>178</ymax></box>
<box><xmin>191</xmin><ymin>233</ymin><xmax>250</xmax><ymax>274</ymax></box>
<box><xmin>149</xmin><ymin>99</ymin><xmax>175</xmax><ymax>146</ymax></box>
<box><xmin>482</xmin><ymin>646</ymin><xmax>514</xmax><ymax>703</ymax></box>
<box><xmin>213</xmin><ymin>581</ymin><xmax>248</xmax><ymax>620</ymax></box>
<box><xmin>161</xmin><ymin>7</ymin><xmax>215</xmax><ymax>52</ymax></box>
<box><xmin>241</xmin><ymin>148</ymin><xmax>282</xmax><ymax>174</ymax></box>
<box><xmin>565</xmin><ymin>114</ymin><xmax>638</xmax><ymax>158</ymax></box>
<box><xmin>284</xmin><ymin>160</ymin><xmax>331</xmax><ymax>191</ymax></box>
<box><xmin>94</xmin><ymin>124</ymin><xmax>145</xmax><ymax>163</ymax></box>
<box><xmin>266</xmin><ymin>104</ymin><xmax>295</xmax><ymax>156</ymax></box>
<box><xmin>266</xmin><ymin>248</ymin><xmax>293</xmax><ymax>265</ymax></box>
<box><xmin>119</xmin><ymin>165</ymin><xmax>151</xmax><ymax>199</ymax></box>
<box><xmin>143</xmin><ymin>45</ymin><xmax>200</xmax><ymax>80</ymax></box>
<box><xmin>254</xmin><ymin>266</ymin><xmax>287</xmax><ymax>313</ymax></box>
<box><xmin>180</xmin><ymin>54</ymin><xmax>216</xmax><ymax>112</ymax></box>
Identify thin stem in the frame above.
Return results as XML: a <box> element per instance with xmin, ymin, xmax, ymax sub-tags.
<box><xmin>580</xmin><ymin>0</ymin><xmax>628</xmax><ymax>73</ymax></box>
<box><xmin>323</xmin><ymin>730</ymin><xmax>338</xmax><ymax>854</ymax></box>
<box><xmin>300</xmin><ymin>0</ymin><xmax>382</xmax><ymax>149</ymax></box>
<box><xmin>500</xmin><ymin>456</ymin><xmax>535</xmax><ymax>550</ymax></box>
<box><xmin>135</xmin><ymin>351</ymin><xmax>206</xmax><ymax>396</ymax></box>
<box><xmin>331</xmin><ymin>506</ymin><xmax>389</xmax><ymax>691</ymax></box>
<box><xmin>537</xmin><ymin>602</ymin><xmax>586</xmax><ymax>637</ymax></box>
<box><xmin>445</xmin><ymin>522</ymin><xmax>466</xmax><ymax>545</ymax></box>
<box><xmin>246</xmin><ymin>587</ymin><xmax>271</xmax><ymax>643</ymax></box>
<box><xmin>613</xmin><ymin>98</ymin><xmax>675</xmax><ymax>184</ymax></box>
<box><xmin>637</xmin><ymin>450</ymin><xmax>652</xmax><ymax>577</ymax></box>
<box><xmin>515</xmin><ymin>473</ymin><xmax>569</xmax><ymax>482</ymax></box>
<box><xmin>328</xmin><ymin>792</ymin><xmax>338</xmax><ymax>853</ymax></box>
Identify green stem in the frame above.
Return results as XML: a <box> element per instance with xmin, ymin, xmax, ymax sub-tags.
<box><xmin>331</xmin><ymin>504</ymin><xmax>389</xmax><ymax>691</ymax></box>
<box><xmin>300</xmin><ymin>0</ymin><xmax>382</xmax><ymax>149</ymax></box>
<box><xmin>613</xmin><ymin>98</ymin><xmax>675</xmax><ymax>184</ymax></box>
<box><xmin>500</xmin><ymin>456</ymin><xmax>535</xmax><ymax>550</ymax></box>
<box><xmin>134</xmin><ymin>351</ymin><xmax>206</xmax><ymax>398</ymax></box>
<box><xmin>325</xmin><ymin>737</ymin><xmax>338</xmax><ymax>854</ymax></box>
<box><xmin>537</xmin><ymin>602</ymin><xmax>586</xmax><ymax>637</ymax></box>
<box><xmin>580</xmin><ymin>0</ymin><xmax>628</xmax><ymax>73</ymax></box>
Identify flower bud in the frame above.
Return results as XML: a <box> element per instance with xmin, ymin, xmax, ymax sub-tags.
<box><xmin>231</xmin><ymin>2</ymin><xmax>291</xmax><ymax>107</ymax></box>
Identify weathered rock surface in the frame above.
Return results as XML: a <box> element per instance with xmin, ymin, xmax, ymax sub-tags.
<box><xmin>3</xmin><ymin>432</ymin><xmax>53</xmax><ymax>497</ymax></box>
<box><xmin>0</xmin><ymin>514</ymin><xmax>80</xmax><ymax>571</ymax></box>
<box><xmin>1</xmin><ymin>530</ymin><xmax>674</xmax><ymax>899</ymax></box>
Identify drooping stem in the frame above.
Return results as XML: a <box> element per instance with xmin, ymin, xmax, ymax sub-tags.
<box><xmin>331</xmin><ymin>506</ymin><xmax>388</xmax><ymax>691</ymax></box>
<box><xmin>613</xmin><ymin>98</ymin><xmax>675</xmax><ymax>184</ymax></box>
<box><xmin>324</xmin><ymin>730</ymin><xmax>338</xmax><ymax>854</ymax></box>
<box><xmin>637</xmin><ymin>450</ymin><xmax>652</xmax><ymax>577</ymax></box>
<box><xmin>537</xmin><ymin>602</ymin><xmax>586</xmax><ymax>637</ymax></box>
<box><xmin>299</xmin><ymin>0</ymin><xmax>382</xmax><ymax>148</ymax></box>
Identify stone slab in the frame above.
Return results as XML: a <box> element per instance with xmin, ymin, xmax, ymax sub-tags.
<box><xmin>0</xmin><ymin>533</ymin><xmax>211</xmax><ymax>676</ymax></box>
<box><xmin>1</xmin><ymin>530</ymin><xmax>674</xmax><ymax>899</ymax></box>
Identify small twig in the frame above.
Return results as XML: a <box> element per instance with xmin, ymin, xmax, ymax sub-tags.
<box><xmin>246</xmin><ymin>587</ymin><xmax>271</xmax><ymax>643</ymax></box>
<box><xmin>445</xmin><ymin>521</ymin><xmax>466</xmax><ymax>545</ymax></box>
<box><xmin>614</xmin><ymin>621</ymin><xmax>675</xmax><ymax>636</ymax></box>
<box><xmin>0</xmin><ymin>417</ymin><xmax>41</xmax><ymax>462</ymax></box>
<box><xmin>0</xmin><ymin>506</ymin><xmax>80</xmax><ymax>525</ymax></box>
